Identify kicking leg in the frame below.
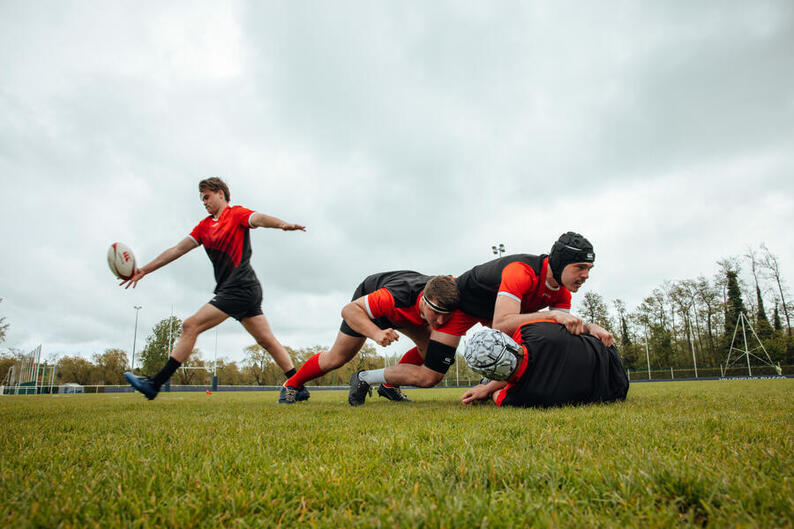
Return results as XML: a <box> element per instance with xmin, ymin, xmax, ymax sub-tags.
<box><xmin>126</xmin><ymin>304</ymin><xmax>228</xmax><ymax>399</ymax></box>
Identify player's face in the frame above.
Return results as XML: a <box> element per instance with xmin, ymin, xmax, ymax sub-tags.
<box><xmin>420</xmin><ymin>298</ymin><xmax>453</xmax><ymax>329</ymax></box>
<box><xmin>561</xmin><ymin>262</ymin><xmax>593</xmax><ymax>292</ymax></box>
<box><xmin>201</xmin><ymin>189</ymin><xmax>226</xmax><ymax>216</ymax></box>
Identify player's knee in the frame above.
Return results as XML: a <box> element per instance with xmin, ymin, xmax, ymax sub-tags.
<box><xmin>181</xmin><ymin>317</ymin><xmax>201</xmax><ymax>337</ymax></box>
<box><xmin>323</xmin><ymin>351</ymin><xmax>352</xmax><ymax>371</ymax></box>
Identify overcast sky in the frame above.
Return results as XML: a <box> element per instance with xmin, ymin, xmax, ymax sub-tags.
<box><xmin>1</xmin><ymin>1</ymin><xmax>792</xmax><ymax>366</ymax></box>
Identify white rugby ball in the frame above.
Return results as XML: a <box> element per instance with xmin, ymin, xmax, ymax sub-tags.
<box><xmin>107</xmin><ymin>242</ymin><xmax>136</xmax><ymax>280</ymax></box>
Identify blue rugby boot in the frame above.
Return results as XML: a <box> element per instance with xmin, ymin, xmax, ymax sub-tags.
<box><xmin>124</xmin><ymin>372</ymin><xmax>158</xmax><ymax>400</ymax></box>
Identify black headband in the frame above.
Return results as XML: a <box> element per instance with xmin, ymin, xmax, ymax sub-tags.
<box><xmin>422</xmin><ymin>294</ymin><xmax>452</xmax><ymax>314</ymax></box>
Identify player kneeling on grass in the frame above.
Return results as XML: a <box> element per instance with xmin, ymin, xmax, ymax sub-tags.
<box><xmin>460</xmin><ymin>322</ymin><xmax>629</xmax><ymax>408</ymax></box>
<box><xmin>282</xmin><ymin>271</ymin><xmax>470</xmax><ymax>405</ymax></box>
<box><xmin>122</xmin><ymin>177</ymin><xmax>306</xmax><ymax>401</ymax></box>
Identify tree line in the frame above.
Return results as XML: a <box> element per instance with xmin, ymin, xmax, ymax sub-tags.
<box><xmin>577</xmin><ymin>244</ymin><xmax>792</xmax><ymax>372</ymax></box>
<box><xmin>1</xmin><ymin>244</ymin><xmax>789</xmax><ymax>385</ymax></box>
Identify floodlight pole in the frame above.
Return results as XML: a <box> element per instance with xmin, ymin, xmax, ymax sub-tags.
<box><xmin>131</xmin><ymin>306</ymin><xmax>142</xmax><ymax>372</ymax></box>
<box><xmin>492</xmin><ymin>243</ymin><xmax>505</xmax><ymax>258</ymax></box>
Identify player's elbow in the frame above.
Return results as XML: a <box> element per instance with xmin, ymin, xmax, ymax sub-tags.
<box><xmin>340</xmin><ymin>303</ymin><xmax>357</xmax><ymax>321</ymax></box>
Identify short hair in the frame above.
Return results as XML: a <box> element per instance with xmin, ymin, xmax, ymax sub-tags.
<box><xmin>424</xmin><ymin>275</ymin><xmax>461</xmax><ymax>312</ymax></box>
<box><xmin>198</xmin><ymin>177</ymin><xmax>230</xmax><ymax>202</ymax></box>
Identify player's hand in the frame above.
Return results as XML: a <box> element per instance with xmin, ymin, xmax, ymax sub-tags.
<box><xmin>461</xmin><ymin>384</ymin><xmax>492</xmax><ymax>405</ymax></box>
<box><xmin>280</xmin><ymin>223</ymin><xmax>306</xmax><ymax>231</ymax></box>
<box><xmin>553</xmin><ymin>311</ymin><xmax>585</xmax><ymax>335</ymax></box>
<box><xmin>120</xmin><ymin>268</ymin><xmax>146</xmax><ymax>289</ymax></box>
<box><xmin>585</xmin><ymin>323</ymin><xmax>616</xmax><ymax>347</ymax></box>
<box><xmin>374</xmin><ymin>328</ymin><xmax>399</xmax><ymax>347</ymax></box>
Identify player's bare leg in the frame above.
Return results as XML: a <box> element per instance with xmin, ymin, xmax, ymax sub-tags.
<box><xmin>172</xmin><ymin>304</ymin><xmax>229</xmax><ymax>362</ymax></box>
<box><xmin>349</xmin><ymin>325</ymin><xmax>433</xmax><ymax>405</ymax></box>
<box><xmin>375</xmin><ymin>326</ymin><xmax>431</xmax><ymax>402</ymax></box>
<box><xmin>125</xmin><ymin>303</ymin><xmax>227</xmax><ymax>400</ymax></box>
<box><xmin>241</xmin><ymin>314</ymin><xmax>295</xmax><ymax>373</ymax></box>
<box><xmin>318</xmin><ymin>332</ymin><xmax>367</xmax><ymax>371</ymax></box>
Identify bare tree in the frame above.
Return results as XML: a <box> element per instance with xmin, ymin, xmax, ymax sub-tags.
<box><xmin>760</xmin><ymin>243</ymin><xmax>791</xmax><ymax>336</ymax></box>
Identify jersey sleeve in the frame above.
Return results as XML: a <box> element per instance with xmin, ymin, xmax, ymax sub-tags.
<box><xmin>234</xmin><ymin>206</ymin><xmax>256</xmax><ymax>228</ymax></box>
<box><xmin>550</xmin><ymin>288</ymin><xmax>572</xmax><ymax>311</ymax></box>
<box><xmin>435</xmin><ymin>311</ymin><xmax>481</xmax><ymax>337</ymax></box>
<box><xmin>497</xmin><ymin>262</ymin><xmax>538</xmax><ymax>303</ymax></box>
<box><xmin>188</xmin><ymin>220</ymin><xmax>204</xmax><ymax>246</ymax></box>
<box><xmin>364</xmin><ymin>288</ymin><xmax>396</xmax><ymax>319</ymax></box>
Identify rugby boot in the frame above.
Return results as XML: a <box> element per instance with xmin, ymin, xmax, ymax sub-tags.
<box><xmin>377</xmin><ymin>384</ymin><xmax>412</xmax><ymax>402</ymax></box>
<box><xmin>279</xmin><ymin>385</ymin><xmax>299</xmax><ymax>404</ymax></box>
<box><xmin>348</xmin><ymin>370</ymin><xmax>372</xmax><ymax>406</ymax></box>
<box><xmin>124</xmin><ymin>372</ymin><xmax>158</xmax><ymax>400</ymax></box>
<box><xmin>295</xmin><ymin>386</ymin><xmax>310</xmax><ymax>401</ymax></box>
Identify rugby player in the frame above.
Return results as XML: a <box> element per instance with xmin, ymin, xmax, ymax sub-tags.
<box><xmin>280</xmin><ymin>271</ymin><xmax>470</xmax><ymax>405</ymax></box>
<box><xmin>349</xmin><ymin>232</ymin><xmax>613</xmax><ymax>405</ymax></box>
<box><xmin>460</xmin><ymin>322</ymin><xmax>629</xmax><ymax>408</ymax></box>
<box><xmin>122</xmin><ymin>177</ymin><xmax>306</xmax><ymax>400</ymax></box>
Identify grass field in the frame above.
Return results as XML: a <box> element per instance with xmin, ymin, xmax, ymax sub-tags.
<box><xmin>1</xmin><ymin>380</ymin><xmax>792</xmax><ymax>528</ymax></box>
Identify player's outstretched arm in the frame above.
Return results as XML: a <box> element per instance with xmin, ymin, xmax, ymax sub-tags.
<box><xmin>121</xmin><ymin>237</ymin><xmax>198</xmax><ymax>289</ymax></box>
<box><xmin>250</xmin><ymin>212</ymin><xmax>306</xmax><ymax>231</ymax></box>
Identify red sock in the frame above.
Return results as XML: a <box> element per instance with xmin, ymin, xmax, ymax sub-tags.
<box><xmin>383</xmin><ymin>347</ymin><xmax>424</xmax><ymax>388</ymax></box>
<box><xmin>285</xmin><ymin>353</ymin><xmax>325</xmax><ymax>389</ymax></box>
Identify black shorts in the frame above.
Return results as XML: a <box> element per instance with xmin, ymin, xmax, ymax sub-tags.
<box><xmin>339</xmin><ymin>278</ymin><xmax>397</xmax><ymax>338</ymax></box>
<box><xmin>209</xmin><ymin>283</ymin><xmax>263</xmax><ymax>322</ymax></box>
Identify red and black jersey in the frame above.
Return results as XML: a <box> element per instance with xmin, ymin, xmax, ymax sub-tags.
<box><xmin>456</xmin><ymin>254</ymin><xmax>571</xmax><ymax>320</ymax></box>
<box><xmin>356</xmin><ymin>271</ymin><xmax>474</xmax><ymax>337</ymax></box>
<box><xmin>189</xmin><ymin>205</ymin><xmax>259</xmax><ymax>292</ymax></box>
<box><xmin>495</xmin><ymin>321</ymin><xmax>629</xmax><ymax>408</ymax></box>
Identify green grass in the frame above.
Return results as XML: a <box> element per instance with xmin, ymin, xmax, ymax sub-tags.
<box><xmin>1</xmin><ymin>380</ymin><xmax>792</xmax><ymax>528</ymax></box>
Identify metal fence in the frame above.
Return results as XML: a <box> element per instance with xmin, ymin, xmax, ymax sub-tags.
<box><xmin>627</xmin><ymin>364</ymin><xmax>791</xmax><ymax>381</ymax></box>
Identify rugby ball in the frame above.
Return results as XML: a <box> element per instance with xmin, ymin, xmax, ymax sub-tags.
<box><xmin>107</xmin><ymin>242</ymin><xmax>136</xmax><ymax>280</ymax></box>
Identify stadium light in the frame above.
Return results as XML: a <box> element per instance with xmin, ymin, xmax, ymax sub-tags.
<box><xmin>492</xmin><ymin>243</ymin><xmax>505</xmax><ymax>257</ymax></box>
<box><xmin>131</xmin><ymin>306</ymin><xmax>142</xmax><ymax>372</ymax></box>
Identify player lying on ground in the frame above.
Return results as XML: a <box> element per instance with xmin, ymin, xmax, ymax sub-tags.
<box><xmin>122</xmin><ymin>177</ymin><xmax>305</xmax><ymax>400</ymax></box>
<box><xmin>280</xmin><ymin>271</ymin><xmax>471</xmax><ymax>404</ymax></box>
<box><xmin>349</xmin><ymin>232</ymin><xmax>614</xmax><ymax>404</ymax></box>
<box><xmin>460</xmin><ymin>322</ymin><xmax>629</xmax><ymax>408</ymax></box>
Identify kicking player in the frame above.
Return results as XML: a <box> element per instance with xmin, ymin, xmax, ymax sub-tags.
<box><xmin>349</xmin><ymin>232</ymin><xmax>614</xmax><ymax>404</ymax></box>
<box><xmin>279</xmin><ymin>271</ymin><xmax>469</xmax><ymax>404</ymax></box>
<box><xmin>122</xmin><ymin>177</ymin><xmax>306</xmax><ymax>400</ymax></box>
<box><xmin>460</xmin><ymin>323</ymin><xmax>629</xmax><ymax>408</ymax></box>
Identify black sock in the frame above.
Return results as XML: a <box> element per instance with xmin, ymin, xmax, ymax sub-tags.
<box><xmin>151</xmin><ymin>357</ymin><xmax>182</xmax><ymax>390</ymax></box>
<box><xmin>284</xmin><ymin>368</ymin><xmax>297</xmax><ymax>379</ymax></box>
